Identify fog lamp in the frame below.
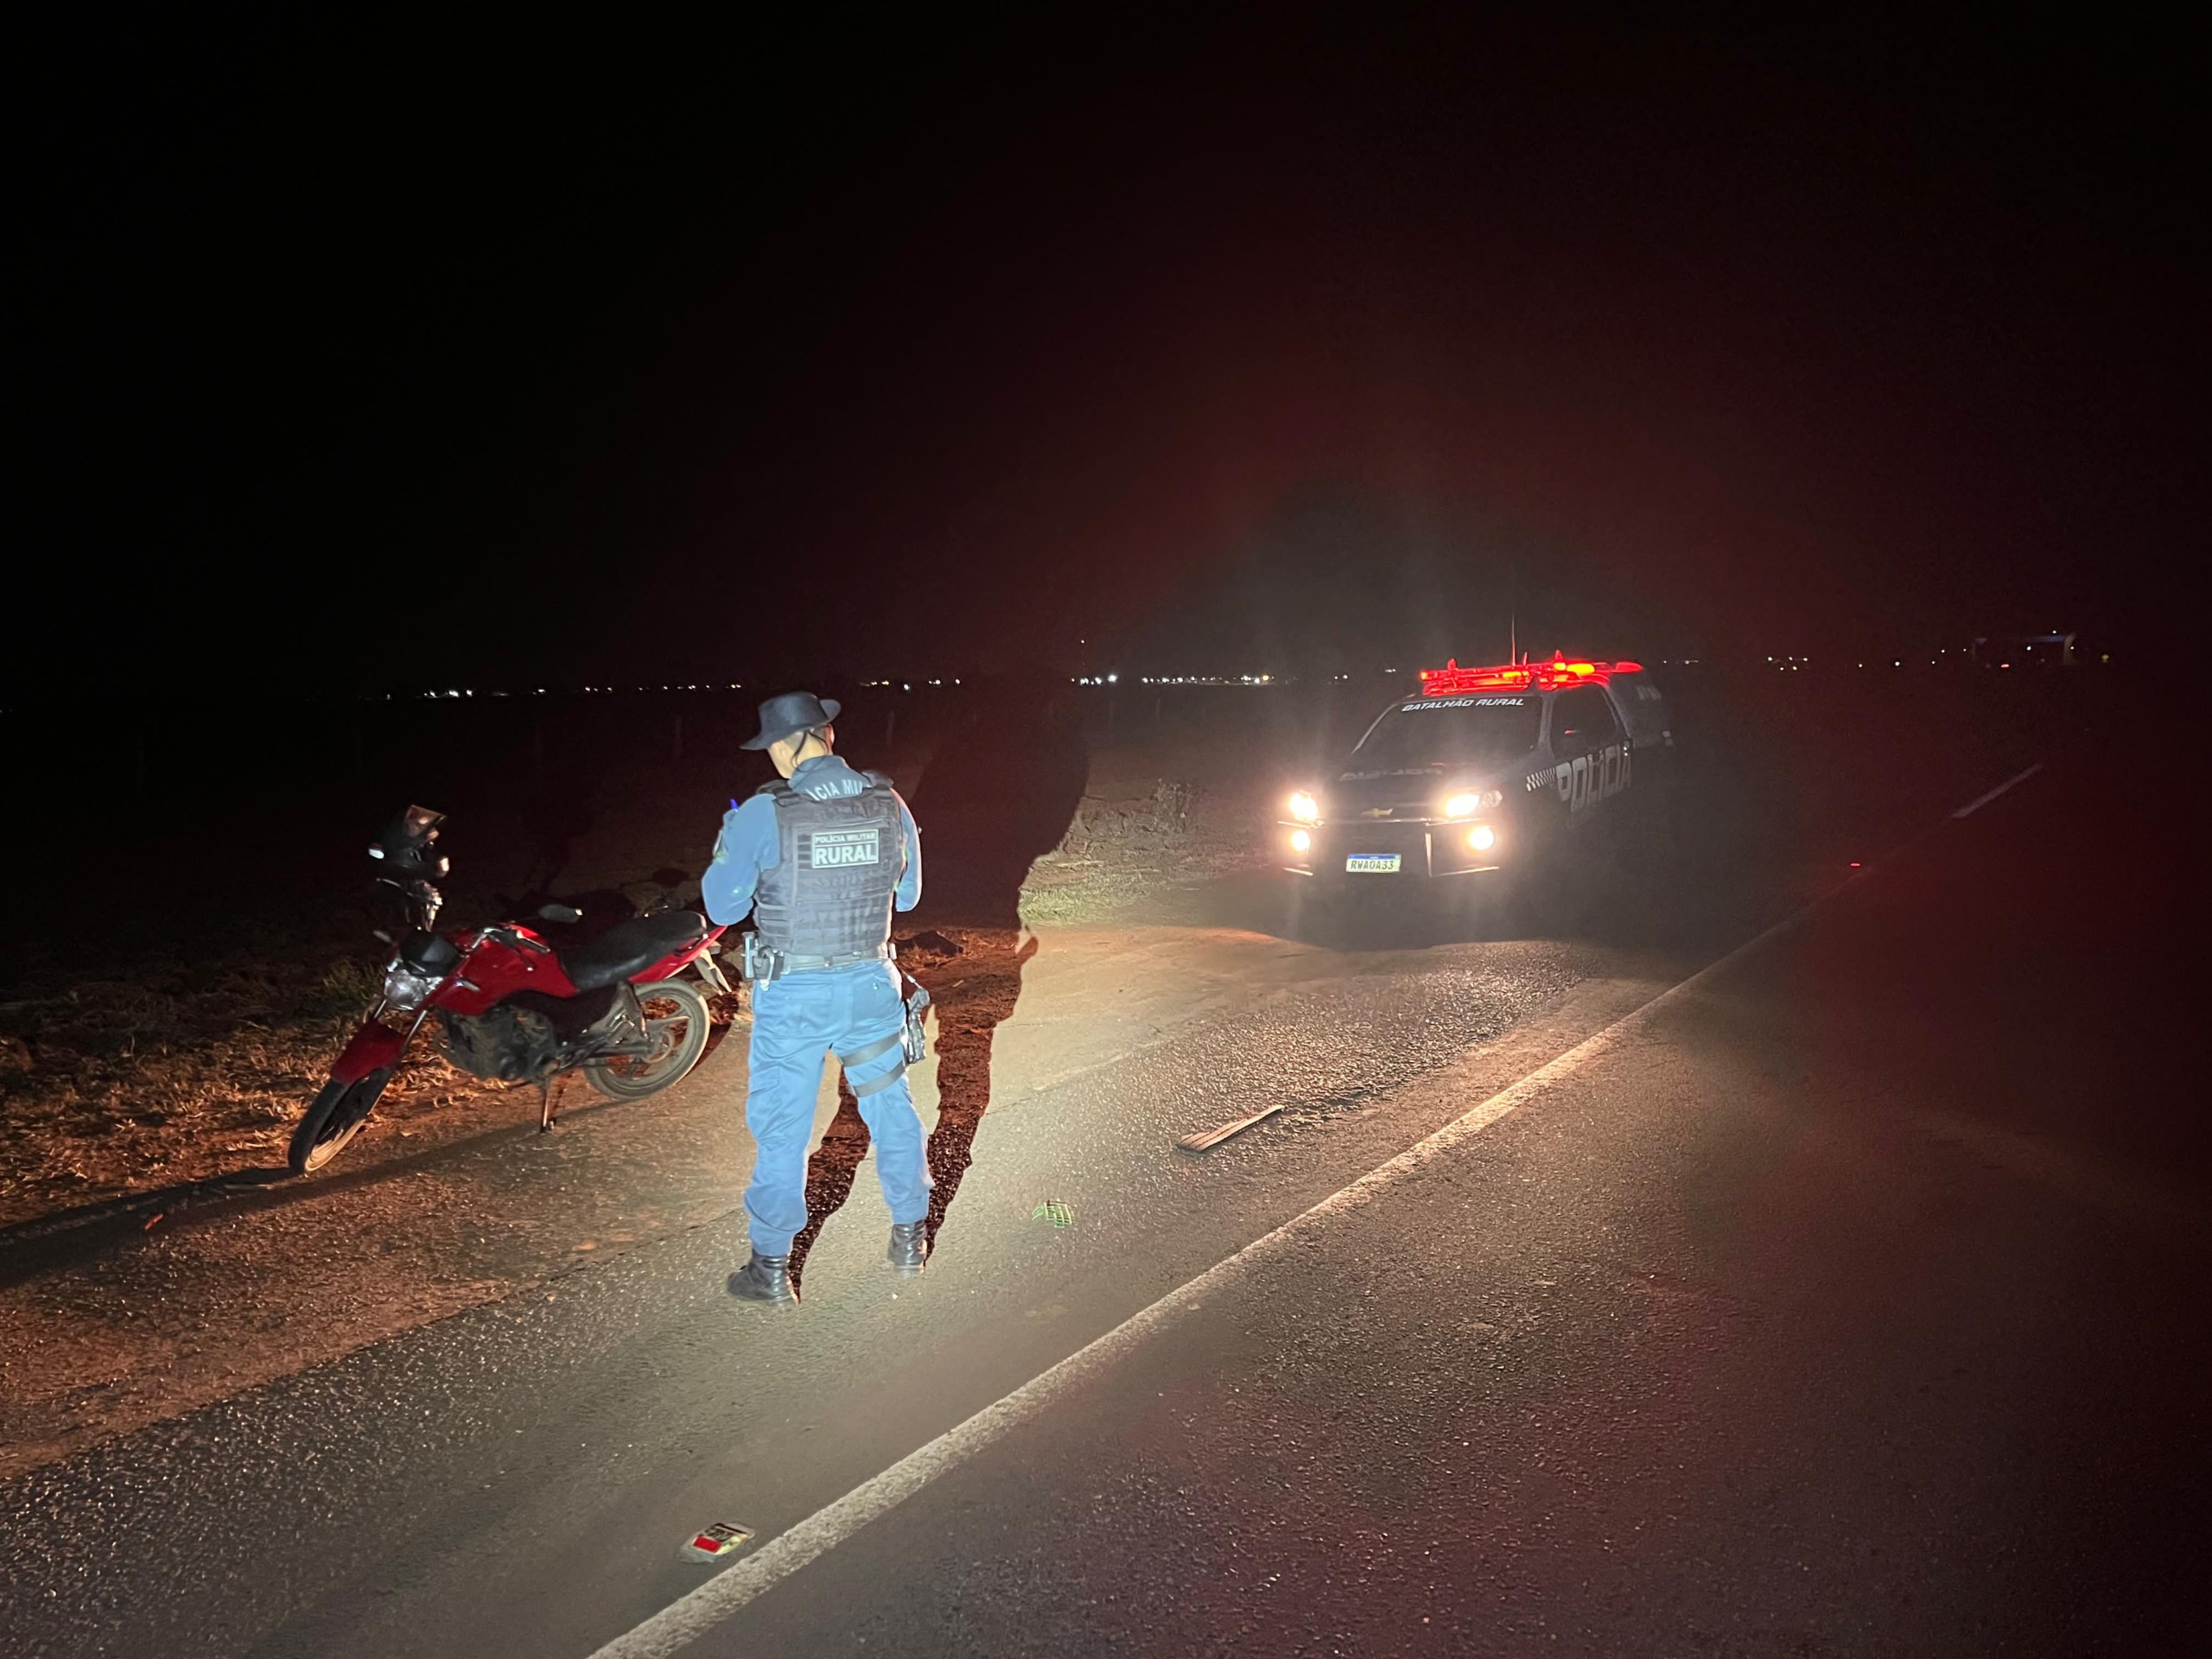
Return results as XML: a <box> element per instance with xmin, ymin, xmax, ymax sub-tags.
<box><xmin>1468</xmin><ymin>824</ymin><xmax>1497</xmax><ymax>852</ymax></box>
<box><xmin>1288</xmin><ymin>829</ymin><xmax>1313</xmax><ymax>854</ymax></box>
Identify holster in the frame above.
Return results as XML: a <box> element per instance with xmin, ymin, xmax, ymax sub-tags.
<box><xmin>900</xmin><ymin>979</ymin><xmax>931</xmax><ymax>1065</ymax></box>
<box><xmin>830</xmin><ymin>973</ymin><xmax>931</xmax><ymax>1100</ymax></box>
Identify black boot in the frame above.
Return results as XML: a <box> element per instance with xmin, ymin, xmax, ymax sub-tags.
<box><xmin>727</xmin><ymin>1249</ymin><xmax>797</xmax><ymax>1306</ymax></box>
<box><xmin>887</xmin><ymin>1221</ymin><xmax>929</xmax><ymax>1275</ymax></box>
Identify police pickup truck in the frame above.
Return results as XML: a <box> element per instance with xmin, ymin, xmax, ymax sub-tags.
<box><xmin>1278</xmin><ymin>657</ymin><xmax>1670</xmax><ymax>894</ymax></box>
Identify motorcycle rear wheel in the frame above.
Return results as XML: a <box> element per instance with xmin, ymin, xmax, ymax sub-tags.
<box><xmin>288</xmin><ymin>1068</ymin><xmax>392</xmax><ymax>1174</ymax></box>
<box><xmin>583</xmin><ymin>978</ymin><xmax>710</xmax><ymax>1100</ymax></box>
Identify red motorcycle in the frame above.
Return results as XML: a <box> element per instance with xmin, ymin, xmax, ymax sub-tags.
<box><xmin>289</xmin><ymin>804</ymin><xmax>734</xmax><ymax>1174</ymax></box>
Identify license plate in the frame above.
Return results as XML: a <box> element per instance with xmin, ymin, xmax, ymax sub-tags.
<box><xmin>1344</xmin><ymin>853</ymin><xmax>1402</xmax><ymax>874</ymax></box>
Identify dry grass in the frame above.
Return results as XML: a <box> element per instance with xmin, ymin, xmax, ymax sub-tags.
<box><xmin>0</xmin><ymin>954</ymin><xmax>486</xmax><ymax>1227</ymax></box>
<box><xmin>1020</xmin><ymin>777</ymin><xmax>1267</xmax><ymax>925</ymax></box>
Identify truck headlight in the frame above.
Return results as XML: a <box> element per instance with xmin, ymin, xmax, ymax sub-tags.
<box><xmin>1288</xmin><ymin>829</ymin><xmax>1313</xmax><ymax>853</ymax></box>
<box><xmin>1442</xmin><ymin>789</ymin><xmax>1502</xmax><ymax>819</ymax></box>
<box><xmin>1287</xmin><ymin>790</ymin><xmax>1320</xmax><ymax>823</ymax></box>
<box><xmin>1468</xmin><ymin>824</ymin><xmax>1497</xmax><ymax>852</ymax></box>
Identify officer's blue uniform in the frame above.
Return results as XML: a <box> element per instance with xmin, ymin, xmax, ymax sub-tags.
<box><xmin>703</xmin><ymin>753</ymin><xmax>926</xmax><ymax>1257</ymax></box>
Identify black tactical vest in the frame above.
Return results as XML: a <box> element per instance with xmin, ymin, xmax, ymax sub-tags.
<box><xmin>751</xmin><ymin>775</ymin><xmax>903</xmax><ymax>961</ymax></box>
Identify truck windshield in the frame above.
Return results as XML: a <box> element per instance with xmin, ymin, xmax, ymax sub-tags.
<box><xmin>1351</xmin><ymin>697</ymin><xmax>1544</xmax><ymax>771</ymax></box>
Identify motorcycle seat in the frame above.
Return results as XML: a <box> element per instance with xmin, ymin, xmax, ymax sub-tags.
<box><xmin>559</xmin><ymin>911</ymin><xmax>709</xmax><ymax>991</ymax></box>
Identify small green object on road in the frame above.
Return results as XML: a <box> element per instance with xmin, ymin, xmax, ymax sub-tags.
<box><xmin>1031</xmin><ymin>1200</ymin><xmax>1075</xmax><ymax>1228</ymax></box>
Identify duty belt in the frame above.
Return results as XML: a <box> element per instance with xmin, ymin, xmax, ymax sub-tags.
<box><xmin>741</xmin><ymin>937</ymin><xmax>895</xmax><ymax>982</ymax></box>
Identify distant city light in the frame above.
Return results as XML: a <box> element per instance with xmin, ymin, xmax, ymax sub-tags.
<box><xmin>1129</xmin><ymin>673</ymin><xmax>1283</xmax><ymax>686</ymax></box>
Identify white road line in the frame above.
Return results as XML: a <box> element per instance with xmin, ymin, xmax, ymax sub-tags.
<box><xmin>583</xmin><ymin>899</ymin><xmax>1821</xmax><ymax>1659</ymax></box>
<box><xmin>587</xmin><ymin>762</ymin><xmax>2036</xmax><ymax>1659</ymax></box>
<box><xmin>1952</xmin><ymin>762</ymin><xmax>2044</xmax><ymax>818</ymax></box>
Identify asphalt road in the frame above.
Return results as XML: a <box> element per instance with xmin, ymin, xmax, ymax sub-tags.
<box><xmin>696</xmin><ymin>750</ymin><xmax>2211</xmax><ymax>1656</ymax></box>
<box><xmin>6</xmin><ymin>709</ymin><xmax>2204</xmax><ymax>1656</ymax></box>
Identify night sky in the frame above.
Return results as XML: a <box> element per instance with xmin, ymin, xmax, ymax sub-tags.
<box><xmin>14</xmin><ymin>10</ymin><xmax>2201</xmax><ymax>697</ymax></box>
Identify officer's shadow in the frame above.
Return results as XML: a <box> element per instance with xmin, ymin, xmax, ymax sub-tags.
<box><xmin>916</xmin><ymin>931</ymin><xmax>1039</xmax><ymax>1249</ymax></box>
<box><xmin>782</xmin><ymin>676</ymin><xmax>1085</xmax><ymax>1292</ymax></box>
<box><xmin>783</xmin><ymin>930</ymin><xmax>1039</xmax><ymax>1293</ymax></box>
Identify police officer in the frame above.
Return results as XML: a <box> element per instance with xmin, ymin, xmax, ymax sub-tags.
<box><xmin>703</xmin><ymin>690</ymin><xmax>928</xmax><ymax>1306</ymax></box>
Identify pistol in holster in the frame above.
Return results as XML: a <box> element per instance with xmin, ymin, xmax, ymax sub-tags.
<box><xmin>900</xmin><ymin>978</ymin><xmax>931</xmax><ymax>1065</ymax></box>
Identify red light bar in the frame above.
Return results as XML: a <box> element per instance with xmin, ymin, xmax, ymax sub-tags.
<box><xmin>1418</xmin><ymin>654</ymin><xmax>1645</xmax><ymax>696</ymax></box>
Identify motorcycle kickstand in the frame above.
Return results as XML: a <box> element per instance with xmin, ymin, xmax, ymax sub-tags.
<box><xmin>537</xmin><ymin>1077</ymin><xmax>556</xmax><ymax>1134</ymax></box>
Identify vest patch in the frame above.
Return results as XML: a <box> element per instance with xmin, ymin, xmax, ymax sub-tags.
<box><xmin>809</xmin><ymin>827</ymin><xmax>881</xmax><ymax>868</ymax></box>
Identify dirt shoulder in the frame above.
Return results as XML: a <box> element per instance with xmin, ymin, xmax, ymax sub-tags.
<box><xmin>0</xmin><ymin>957</ymin><xmax>505</xmax><ymax>1233</ymax></box>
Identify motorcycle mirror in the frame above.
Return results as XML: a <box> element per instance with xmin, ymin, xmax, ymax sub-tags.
<box><xmin>537</xmin><ymin>903</ymin><xmax>582</xmax><ymax>924</ymax></box>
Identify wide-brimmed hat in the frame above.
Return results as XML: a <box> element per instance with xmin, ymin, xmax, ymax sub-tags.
<box><xmin>741</xmin><ymin>690</ymin><xmax>842</xmax><ymax>750</ymax></box>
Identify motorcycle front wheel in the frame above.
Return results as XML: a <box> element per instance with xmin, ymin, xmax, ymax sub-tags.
<box><xmin>288</xmin><ymin>1067</ymin><xmax>392</xmax><ymax>1174</ymax></box>
<box><xmin>583</xmin><ymin>978</ymin><xmax>711</xmax><ymax>1100</ymax></box>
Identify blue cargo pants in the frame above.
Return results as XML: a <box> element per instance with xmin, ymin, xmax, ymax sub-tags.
<box><xmin>743</xmin><ymin>961</ymin><xmax>931</xmax><ymax>1255</ymax></box>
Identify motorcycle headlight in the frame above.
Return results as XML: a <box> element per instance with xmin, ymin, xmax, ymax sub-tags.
<box><xmin>381</xmin><ymin>961</ymin><xmax>441</xmax><ymax>1013</ymax></box>
<box><xmin>1287</xmin><ymin>790</ymin><xmax>1321</xmax><ymax>823</ymax></box>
